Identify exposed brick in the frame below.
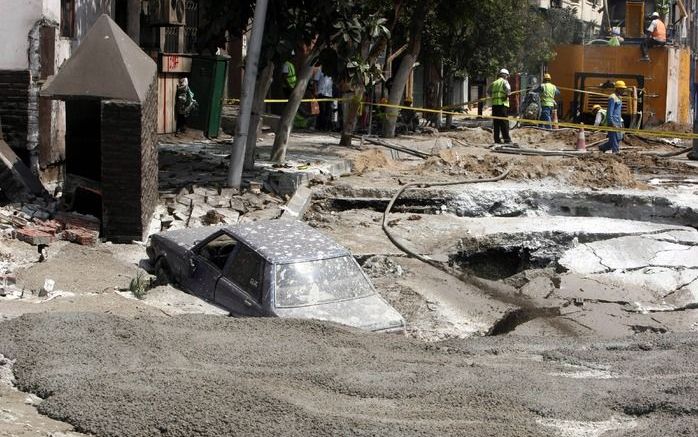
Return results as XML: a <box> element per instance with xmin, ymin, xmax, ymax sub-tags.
<box><xmin>16</xmin><ymin>227</ymin><xmax>55</xmax><ymax>246</ymax></box>
<box><xmin>100</xmin><ymin>77</ymin><xmax>157</xmax><ymax>243</ymax></box>
<box><xmin>55</xmin><ymin>211</ymin><xmax>100</xmax><ymax>232</ymax></box>
<box><xmin>62</xmin><ymin>227</ymin><xmax>99</xmax><ymax>246</ymax></box>
<box><xmin>0</xmin><ymin>70</ymin><xmax>30</xmax><ymax>151</ymax></box>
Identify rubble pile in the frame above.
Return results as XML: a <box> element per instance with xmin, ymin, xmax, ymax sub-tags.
<box><xmin>155</xmin><ymin>184</ymin><xmax>286</xmax><ymax>231</ymax></box>
<box><xmin>0</xmin><ymin>197</ymin><xmax>100</xmax><ymax>247</ymax></box>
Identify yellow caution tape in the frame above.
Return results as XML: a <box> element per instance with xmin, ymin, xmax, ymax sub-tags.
<box><xmin>222</xmin><ymin>94</ymin><xmax>696</xmax><ymax>140</ymax></box>
<box><xmin>223</xmin><ymin>97</ymin><xmax>349</xmax><ymax>105</ymax></box>
<box><xmin>362</xmin><ymin>100</ymin><xmax>697</xmax><ymax>140</ymax></box>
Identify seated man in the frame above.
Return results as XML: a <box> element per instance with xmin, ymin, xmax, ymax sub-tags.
<box><xmin>641</xmin><ymin>12</ymin><xmax>666</xmax><ymax>61</ymax></box>
<box><xmin>608</xmin><ymin>28</ymin><xmax>624</xmax><ymax>46</ymax></box>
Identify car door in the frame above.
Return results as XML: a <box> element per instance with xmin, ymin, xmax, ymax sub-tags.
<box><xmin>215</xmin><ymin>243</ymin><xmax>266</xmax><ymax>316</ymax></box>
<box><xmin>183</xmin><ymin>232</ymin><xmax>238</xmax><ymax>301</ymax></box>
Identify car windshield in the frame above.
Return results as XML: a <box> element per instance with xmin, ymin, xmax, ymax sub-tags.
<box><xmin>275</xmin><ymin>256</ymin><xmax>374</xmax><ymax>308</ymax></box>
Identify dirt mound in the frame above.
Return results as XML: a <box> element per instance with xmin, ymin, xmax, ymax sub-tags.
<box><xmin>650</xmin><ymin>121</ymin><xmax>692</xmax><ymax>133</ymax></box>
<box><xmin>2</xmin><ymin>313</ymin><xmax>698</xmax><ymax>436</ymax></box>
<box><xmin>569</xmin><ymin>155</ymin><xmax>643</xmax><ymax>188</ymax></box>
<box><xmin>351</xmin><ymin>149</ymin><xmax>393</xmax><ymax>175</ymax></box>
<box><xmin>417</xmin><ymin>150</ymin><xmax>643</xmax><ymax>188</ymax></box>
<box><xmin>622</xmin><ymin>153</ymin><xmax>698</xmax><ymax>175</ymax></box>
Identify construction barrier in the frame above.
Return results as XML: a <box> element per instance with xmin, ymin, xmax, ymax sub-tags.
<box><xmin>222</xmin><ymin>93</ymin><xmax>698</xmax><ymax>141</ymax></box>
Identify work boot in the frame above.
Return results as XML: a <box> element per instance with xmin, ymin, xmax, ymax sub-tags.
<box><xmin>640</xmin><ymin>56</ymin><xmax>650</xmax><ymax>62</ymax></box>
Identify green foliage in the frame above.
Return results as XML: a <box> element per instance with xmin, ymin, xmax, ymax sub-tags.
<box><xmin>419</xmin><ymin>0</ymin><xmax>577</xmax><ymax>81</ymax></box>
<box><xmin>655</xmin><ymin>0</ymin><xmax>670</xmax><ymax>17</ymax></box>
<box><xmin>129</xmin><ymin>272</ymin><xmax>150</xmax><ymax>300</ymax></box>
<box><xmin>333</xmin><ymin>10</ymin><xmax>391</xmax><ymax>88</ymax></box>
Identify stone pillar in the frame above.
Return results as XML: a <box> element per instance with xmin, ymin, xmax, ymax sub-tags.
<box><xmin>100</xmin><ymin>80</ymin><xmax>158</xmax><ymax>242</ymax></box>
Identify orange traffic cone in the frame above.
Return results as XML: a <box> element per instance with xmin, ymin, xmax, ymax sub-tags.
<box><xmin>552</xmin><ymin>107</ymin><xmax>559</xmax><ymax>129</ymax></box>
<box><xmin>576</xmin><ymin>124</ymin><xmax>587</xmax><ymax>151</ymax></box>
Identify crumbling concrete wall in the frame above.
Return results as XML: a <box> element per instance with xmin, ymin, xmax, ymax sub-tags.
<box><xmin>100</xmin><ymin>78</ymin><xmax>158</xmax><ymax>242</ymax></box>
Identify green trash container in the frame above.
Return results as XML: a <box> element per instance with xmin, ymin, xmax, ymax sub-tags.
<box><xmin>189</xmin><ymin>55</ymin><xmax>229</xmax><ymax>138</ymax></box>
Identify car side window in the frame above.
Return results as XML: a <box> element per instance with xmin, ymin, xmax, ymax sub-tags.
<box><xmin>225</xmin><ymin>245</ymin><xmax>264</xmax><ymax>303</ymax></box>
<box><xmin>197</xmin><ymin>233</ymin><xmax>237</xmax><ymax>270</ymax></box>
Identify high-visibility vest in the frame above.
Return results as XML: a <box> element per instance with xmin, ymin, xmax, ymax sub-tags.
<box><xmin>540</xmin><ymin>82</ymin><xmax>557</xmax><ymax>108</ymax></box>
<box><xmin>608</xmin><ymin>36</ymin><xmax>621</xmax><ymax>46</ymax></box>
<box><xmin>284</xmin><ymin>61</ymin><xmax>297</xmax><ymax>88</ymax></box>
<box><xmin>491</xmin><ymin>78</ymin><xmax>509</xmax><ymax>107</ymax></box>
<box><xmin>597</xmin><ymin>109</ymin><xmax>607</xmax><ymax>126</ymax></box>
<box><xmin>652</xmin><ymin>19</ymin><xmax>666</xmax><ymax>42</ymax></box>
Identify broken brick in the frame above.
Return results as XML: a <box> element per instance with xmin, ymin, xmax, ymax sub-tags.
<box><xmin>16</xmin><ymin>228</ymin><xmax>55</xmax><ymax>246</ymax></box>
<box><xmin>62</xmin><ymin>227</ymin><xmax>99</xmax><ymax>246</ymax></box>
<box><xmin>32</xmin><ymin>219</ymin><xmax>64</xmax><ymax>235</ymax></box>
<box><xmin>55</xmin><ymin>212</ymin><xmax>100</xmax><ymax>233</ymax></box>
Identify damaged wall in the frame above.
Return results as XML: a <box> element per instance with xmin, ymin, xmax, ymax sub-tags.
<box><xmin>0</xmin><ymin>0</ymin><xmax>109</xmax><ymax>179</ymax></box>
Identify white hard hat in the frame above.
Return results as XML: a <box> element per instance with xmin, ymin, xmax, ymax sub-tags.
<box><xmin>499</xmin><ymin>68</ymin><xmax>509</xmax><ymax>75</ymax></box>
<box><xmin>651</xmin><ymin>11</ymin><xmax>660</xmax><ymax>18</ymax></box>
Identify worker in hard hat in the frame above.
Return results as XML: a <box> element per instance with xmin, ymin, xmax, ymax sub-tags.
<box><xmin>592</xmin><ymin>104</ymin><xmax>607</xmax><ymax>127</ymax></box>
<box><xmin>487</xmin><ymin>68</ymin><xmax>512</xmax><ymax>144</ymax></box>
<box><xmin>599</xmin><ymin>81</ymin><xmax>626</xmax><ymax>154</ymax></box>
<box><xmin>641</xmin><ymin>11</ymin><xmax>666</xmax><ymax>61</ymax></box>
<box><xmin>536</xmin><ymin>73</ymin><xmax>559</xmax><ymax>130</ymax></box>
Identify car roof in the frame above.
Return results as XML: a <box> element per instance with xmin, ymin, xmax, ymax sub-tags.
<box><xmin>225</xmin><ymin>220</ymin><xmax>350</xmax><ymax>264</ymax></box>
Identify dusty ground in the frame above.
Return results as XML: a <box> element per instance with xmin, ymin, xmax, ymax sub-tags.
<box><xmin>2</xmin><ymin>312</ymin><xmax>698</xmax><ymax>437</ymax></box>
<box><xmin>2</xmin><ymin>126</ymin><xmax>698</xmax><ymax>436</ymax></box>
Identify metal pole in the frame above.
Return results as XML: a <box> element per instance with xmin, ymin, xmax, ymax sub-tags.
<box><xmin>227</xmin><ymin>0</ymin><xmax>269</xmax><ymax>188</ymax></box>
<box><xmin>688</xmin><ymin>89</ymin><xmax>698</xmax><ymax>161</ymax></box>
<box><xmin>688</xmin><ymin>14</ymin><xmax>698</xmax><ymax>161</ymax></box>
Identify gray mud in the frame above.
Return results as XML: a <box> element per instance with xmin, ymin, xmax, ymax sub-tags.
<box><xmin>1</xmin><ymin>313</ymin><xmax>697</xmax><ymax>436</ymax></box>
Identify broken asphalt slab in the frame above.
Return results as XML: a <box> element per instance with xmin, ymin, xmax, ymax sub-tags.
<box><xmin>559</xmin><ymin>233</ymin><xmax>698</xmax><ymax>310</ymax></box>
<box><xmin>2</xmin><ymin>312</ymin><xmax>698</xmax><ymax>436</ymax></box>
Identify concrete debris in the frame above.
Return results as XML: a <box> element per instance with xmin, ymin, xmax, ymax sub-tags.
<box><xmin>38</xmin><ymin>279</ymin><xmax>55</xmax><ymax>297</ymax></box>
<box><xmin>155</xmin><ymin>183</ymin><xmax>286</xmax><ymax>232</ymax></box>
<box><xmin>362</xmin><ymin>255</ymin><xmax>406</xmax><ymax>277</ymax></box>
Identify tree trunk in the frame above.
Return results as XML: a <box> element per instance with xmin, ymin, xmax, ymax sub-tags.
<box><xmin>382</xmin><ymin>52</ymin><xmax>417</xmax><ymax>138</ymax></box>
<box><xmin>270</xmin><ymin>52</ymin><xmax>317</xmax><ymax>163</ymax></box>
<box><xmin>243</xmin><ymin>61</ymin><xmax>274</xmax><ymax>170</ymax></box>
<box><xmin>340</xmin><ymin>87</ymin><xmax>364</xmax><ymax>147</ymax></box>
<box><xmin>444</xmin><ymin>74</ymin><xmax>453</xmax><ymax>128</ymax></box>
<box><xmin>381</xmin><ymin>5</ymin><xmax>425</xmax><ymax>138</ymax></box>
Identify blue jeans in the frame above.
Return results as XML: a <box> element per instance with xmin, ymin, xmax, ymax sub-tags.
<box><xmin>599</xmin><ymin>131</ymin><xmax>621</xmax><ymax>153</ymax></box>
<box><xmin>540</xmin><ymin>106</ymin><xmax>553</xmax><ymax>130</ymax></box>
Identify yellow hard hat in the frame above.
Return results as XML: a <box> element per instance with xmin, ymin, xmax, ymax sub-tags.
<box><xmin>592</xmin><ymin>104</ymin><xmax>602</xmax><ymax>112</ymax></box>
<box><xmin>543</xmin><ymin>73</ymin><xmax>552</xmax><ymax>81</ymax></box>
<box><xmin>615</xmin><ymin>80</ymin><xmax>627</xmax><ymax>89</ymax></box>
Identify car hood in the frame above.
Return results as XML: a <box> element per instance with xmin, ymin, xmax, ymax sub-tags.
<box><xmin>274</xmin><ymin>294</ymin><xmax>405</xmax><ymax>332</ymax></box>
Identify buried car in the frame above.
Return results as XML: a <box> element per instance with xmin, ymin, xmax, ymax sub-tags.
<box><xmin>146</xmin><ymin>220</ymin><xmax>405</xmax><ymax>332</ymax></box>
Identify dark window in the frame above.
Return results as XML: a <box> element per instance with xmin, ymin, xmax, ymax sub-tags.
<box><xmin>198</xmin><ymin>234</ymin><xmax>237</xmax><ymax>270</ymax></box>
<box><xmin>184</xmin><ymin>0</ymin><xmax>199</xmax><ymax>53</ymax></box>
<box><xmin>226</xmin><ymin>245</ymin><xmax>264</xmax><ymax>302</ymax></box>
<box><xmin>60</xmin><ymin>0</ymin><xmax>75</xmax><ymax>38</ymax></box>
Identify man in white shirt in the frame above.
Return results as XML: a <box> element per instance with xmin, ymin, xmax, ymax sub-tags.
<box><xmin>313</xmin><ymin>67</ymin><xmax>334</xmax><ymax>131</ymax></box>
